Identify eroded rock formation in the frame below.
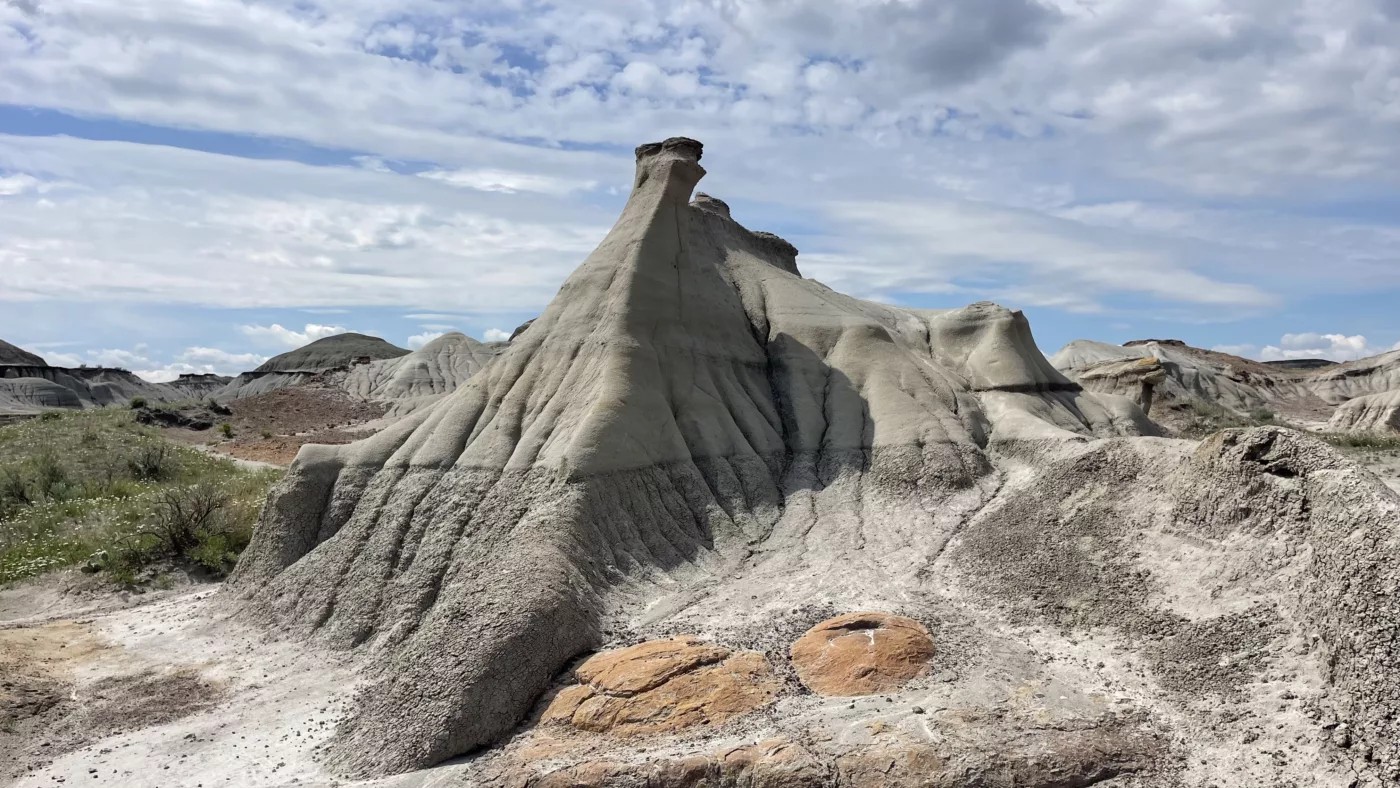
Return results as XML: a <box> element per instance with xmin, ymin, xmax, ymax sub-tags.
<box><xmin>227</xmin><ymin>138</ymin><xmax>1400</xmax><ymax>787</ymax></box>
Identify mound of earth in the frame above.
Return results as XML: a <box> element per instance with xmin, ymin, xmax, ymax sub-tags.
<box><xmin>1307</xmin><ymin>348</ymin><xmax>1400</xmax><ymax>405</ymax></box>
<box><xmin>159</xmin><ymin>381</ymin><xmax>390</xmax><ymax>465</ymax></box>
<box><xmin>1329</xmin><ymin>390</ymin><xmax>1400</xmax><ymax>433</ymax></box>
<box><xmin>0</xmin><ymin>377</ymin><xmax>82</xmax><ymax>413</ymax></box>
<box><xmin>255</xmin><ymin>333</ymin><xmax>408</xmax><ymax>374</ymax></box>
<box><xmin>134</xmin><ymin>400</ymin><xmax>232</xmax><ymax>431</ymax></box>
<box><xmin>1052</xmin><ymin>339</ymin><xmax>1334</xmax><ymax>429</ymax></box>
<box><xmin>203</xmin><ymin>138</ymin><xmax>1400</xmax><ymax>787</ymax></box>
<box><xmin>1054</xmin><ymin>340</ymin><xmax>1400</xmax><ymax>433</ymax></box>
<box><xmin>0</xmin><ymin>364</ymin><xmax>205</xmax><ymax>415</ymax></box>
<box><xmin>0</xmin><ymin>339</ymin><xmax>46</xmax><ymax>367</ymax></box>
<box><xmin>341</xmin><ymin>331</ymin><xmax>506</xmax><ymax>412</ymax></box>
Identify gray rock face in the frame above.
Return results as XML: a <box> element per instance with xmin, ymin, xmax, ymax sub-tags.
<box><xmin>228</xmin><ymin>139</ymin><xmax>1400</xmax><ymax>786</ymax></box>
<box><xmin>1307</xmin><ymin>349</ymin><xmax>1400</xmax><ymax>405</ymax></box>
<box><xmin>341</xmin><ymin>332</ymin><xmax>505</xmax><ymax>402</ymax></box>
<box><xmin>1051</xmin><ymin>339</ymin><xmax>1327</xmax><ymax>419</ymax></box>
<box><xmin>1329</xmin><ymin>390</ymin><xmax>1400</xmax><ymax>433</ymax></box>
<box><xmin>0</xmin><ymin>338</ymin><xmax>47</xmax><ymax>367</ymax></box>
<box><xmin>1055</xmin><ymin>340</ymin><xmax>1400</xmax><ymax>428</ymax></box>
<box><xmin>0</xmin><ymin>365</ymin><xmax>200</xmax><ymax>414</ymax></box>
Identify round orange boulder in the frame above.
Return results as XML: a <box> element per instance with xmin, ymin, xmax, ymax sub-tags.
<box><xmin>789</xmin><ymin>613</ymin><xmax>935</xmax><ymax>696</ymax></box>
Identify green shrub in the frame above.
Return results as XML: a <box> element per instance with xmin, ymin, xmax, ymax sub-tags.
<box><xmin>127</xmin><ymin>443</ymin><xmax>169</xmax><ymax>481</ymax></box>
<box><xmin>40</xmin><ymin>411</ymin><xmax>63</xmax><ymax>422</ymax></box>
<box><xmin>0</xmin><ymin>409</ymin><xmax>281</xmax><ymax>587</ymax></box>
<box><xmin>0</xmin><ymin>466</ymin><xmax>30</xmax><ymax>509</ymax></box>
<box><xmin>32</xmin><ymin>451</ymin><xmax>69</xmax><ymax>500</ymax></box>
<box><xmin>219</xmin><ymin>423</ymin><xmax>233</xmax><ymax>439</ymax></box>
<box><xmin>129</xmin><ymin>397</ymin><xmax>147</xmax><ymax>410</ymax></box>
<box><xmin>1250</xmin><ymin>409</ymin><xmax>1276</xmax><ymax>423</ymax></box>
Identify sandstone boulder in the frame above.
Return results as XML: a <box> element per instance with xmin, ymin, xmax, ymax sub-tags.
<box><xmin>790</xmin><ymin>613</ymin><xmax>934</xmax><ymax>696</ymax></box>
<box><xmin>542</xmin><ymin>637</ymin><xmax>782</xmax><ymax>736</ymax></box>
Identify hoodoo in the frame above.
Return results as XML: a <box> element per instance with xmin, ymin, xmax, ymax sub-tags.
<box><xmin>229</xmin><ymin>139</ymin><xmax>1400</xmax><ymax>786</ymax></box>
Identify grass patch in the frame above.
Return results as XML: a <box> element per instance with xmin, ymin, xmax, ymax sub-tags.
<box><xmin>1175</xmin><ymin>400</ymin><xmax>1278</xmax><ymax>439</ymax></box>
<box><xmin>1316</xmin><ymin>431</ymin><xmax>1400</xmax><ymax>452</ymax></box>
<box><xmin>0</xmin><ymin>409</ymin><xmax>281</xmax><ymax>586</ymax></box>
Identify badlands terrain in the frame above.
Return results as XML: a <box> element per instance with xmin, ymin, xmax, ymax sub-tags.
<box><xmin>2</xmin><ymin>138</ymin><xmax>1399</xmax><ymax>788</ymax></box>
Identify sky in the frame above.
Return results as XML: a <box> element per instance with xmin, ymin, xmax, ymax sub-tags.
<box><xmin>1</xmin><ymin>0</ymin><xmax>1398</xmax><ymax>382</ymax></box>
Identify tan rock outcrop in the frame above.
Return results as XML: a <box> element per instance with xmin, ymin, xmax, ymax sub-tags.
<box><xmin>542</xmin><ymin>637</ymin><xmax>782</xmax><ymax>736</ymax></box>
<box><xmin>790</xmin><ymin>613</ymin><xmax>934</xmax><ymax>696</ymax></box>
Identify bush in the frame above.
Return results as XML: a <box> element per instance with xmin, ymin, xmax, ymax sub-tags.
<box><xmin>129</xmin><ymin>397</ymin><xmax>147</xmax><ymax>410</ymax></box>
<box><xmin>219</xmin><ymin>423</ymin><xmax>233</xmax><ymax>439</ymax></box>
<box><xmin>40</xmin><ymin>411</ymin><xmax>63</xmax><ymax>422</ymax></box>
<box><xmin>151</xmin><ymin>484</ymin><xmax>229</xmax><ymax>555</ymax></box>
<box><xmin>0</xmin><ymin>466</ymin><xmax>30</xmax><ymax>509</ymax></box>
<box><xmin>1250</xmin><ymin>409</ymin><xmax>1276</xmax><ymax>423</ymax></box>
<box><xmin>259</xmin><ymin>429</ymin><xmax>273</xmax><ymax>439</ymax></box>
<box><xmin>32</xmin><ymin>451</ymin><xmax>69</xmax><ymax>500</ymax></box>
<box><xmin>127</xmin><ymin>443</ymin><xmax>169</xmax><ymax>481</ymax></box>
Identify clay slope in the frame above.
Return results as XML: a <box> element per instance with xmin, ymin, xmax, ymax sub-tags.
<box><xmin>227</xmin><ymin>139</ymin><xmax>1400</xmax><ymax>786</ymax></box>
<box><xmin>215</xmin><ymin>334</ymin><xmax>413</xmax><ymax>400</ymax></box>
<box><xmin>341</xmin><ymin>331</ymin><xmax>505</xmax><ymax>410</ymax></box>
<box><xmin>1308</xmin><ymin>348</ymin><xmax>1400</xmax><ymax>405</ymax></box>
<box><xmin>1052</xmin><ymin>339</ymin><xmax>1325</xmax><ymax>417</ymax></box>
<box><xmin>0</xmin><ymin>365</ymin><xmax>206</xmax><ymax>414</ymax></box>
<box><xmin>1330</xmin><ymin>389</ymin><xmax>1400</xmax><ymax>433</ymax></box>
<box><xmin>1055</xmin><ymin>340</ymin><xmax>1400</xmax><ymax>431</ymax></box>
<box><xmin>0</xmin><ymin>338</ymin><xmax>47</xmax><ymax>367</ymax></box>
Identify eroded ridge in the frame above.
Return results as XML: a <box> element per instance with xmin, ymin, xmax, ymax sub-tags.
<box><xmin>227</xmin><ymin>138</ymin><xmax>1400</xmax><ymax>786</ymax></box>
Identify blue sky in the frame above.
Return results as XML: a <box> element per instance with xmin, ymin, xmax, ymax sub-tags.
<box><xmin>2</xmin><ymin>0</ymin><xmax>1399</xmax><ymax>380</ymax></box>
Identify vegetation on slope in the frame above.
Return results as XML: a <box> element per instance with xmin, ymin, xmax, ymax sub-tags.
<box><xmin>0</xmin><ymin>409</ymin><xmax>281</xmax><ymax>586</ymax></box>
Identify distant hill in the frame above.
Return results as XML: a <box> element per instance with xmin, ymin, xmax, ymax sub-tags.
<box><xmin>0</xmin><ymin>338</ymin><xmax>47</xmax><ymax>367</ymax></box>
<box><xmin>1053</xmin><ymin>338</ymin><xmax>1400</xmax><ymax>432</ymax></box>
<box><xmin>254</xmin><ymin>333</ymin><xmax>410</xmax><ymax>373</ymax></box>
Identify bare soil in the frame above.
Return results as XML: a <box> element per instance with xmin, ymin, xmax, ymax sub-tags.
<box><xmin>164</xmin><ymin>381</ymin><xmax>385</xmax><ymax>466</ymax></box>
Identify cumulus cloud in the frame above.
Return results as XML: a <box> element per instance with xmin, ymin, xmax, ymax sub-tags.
<box><xmin>24</xmin><ymin>343</ymin><xmax>264</xmax><ymax>381</ymax></box>
<box><xmin>406</xmin><ymin>331</ymin><xmax>444</xmax><ymax>349</ymax></box>
<box><xmin>239</xmin><ymin>323</ymin><xmax>348</xmax><ymax>349</ymax></box>
<box><xmin>482</xmin><ymin>328</ymin><xmax>511</xmax><ymax>342</ymax></box>
<box><xmin>1252</xmin><ymin>333</ymin><xmax>1396</xmax><ymax>362</ymax></box>
<box><xmin>0</xmin><ymin>173</ymin><xmax>40</xmax><ymax>196</ymax></box>
<box><xmin>0</xmin><ymin>0</ymin><xmax>1398</xmax><ymax>348</ymax></box>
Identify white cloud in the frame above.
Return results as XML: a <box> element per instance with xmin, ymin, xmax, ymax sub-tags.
<box><xmin>0</xmin><ymin>135</ymin><xmax>608</xmax><ymax>311</ymax></box>
<box><xmin>36</xmin><ymin>349</ymin><xmax>83</xmax><ymax>367</ymax></box>
<box><xmin>406</xmin><ymin>331</ymin><xmax>444</xmax><ymax>350</ymax></box>
<box><xmin>239</xmin><ymin>323</ymin><xmax>347</xmax><ymax>349</ymax></box>
<box><xmin>482</xmin><ymin>328</ymin><xmax>511</xmax><ymax>342</ymax></box>
<box><xmin>416</xmin><ymin>169</ymin><xmax>596</xmax><ymax>196</ymax></box>
<box><xmin>0</xmin><ymin>173</ymin><xmax>40</xmax><ymax>196</ymax></box>
<box><xmin>177</xmin><ymin>346</ymin><xmax>267</xmax><ymax>370</ymax></box>
<box><xmin>1256</xmin><ymin>332</ymin><xmax>1393</xmax><ymax>362</ymax></box>
<box><xmin>0</xmin><ymin>0</ymin><xmax>1396</xmax><ymax>348</ymax></box>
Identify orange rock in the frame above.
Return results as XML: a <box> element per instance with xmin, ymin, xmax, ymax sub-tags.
<box><xmin>789</xmin><ymin>613</ymin><xmax>934</xmax><ymax>696</ymax></box>
<box><xmin>542</xmin><ymin>636</ymin><xmax>781</xmax><ymax>736</ymax></box>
